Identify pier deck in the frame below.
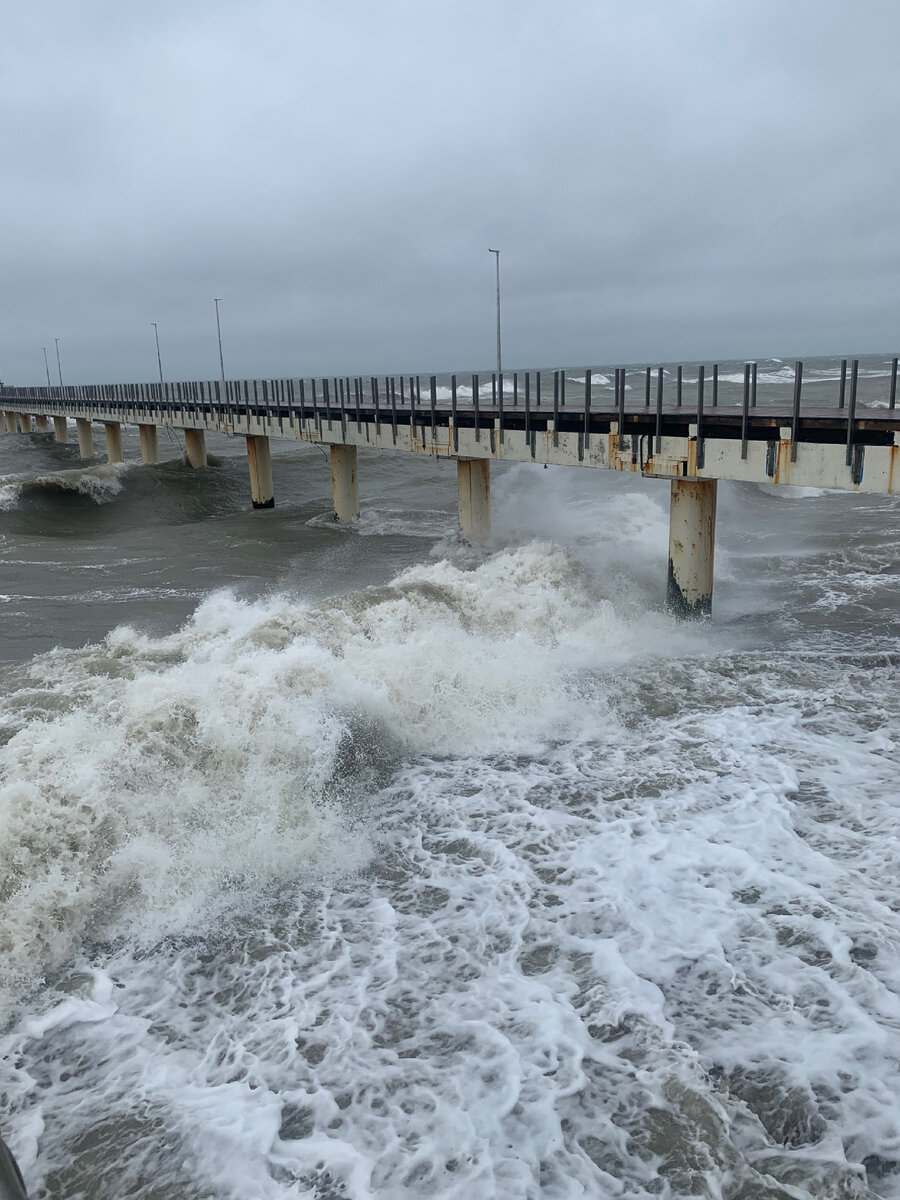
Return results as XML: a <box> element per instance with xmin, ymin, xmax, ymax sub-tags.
<box><xmin>3</xmin><ymin>358</ymin><xmax>899</xmax><ymax>615</ymax></box>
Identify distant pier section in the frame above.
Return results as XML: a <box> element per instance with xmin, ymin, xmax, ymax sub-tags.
<box><xmin>2</xmin><ymin>356</ymin><xmax>899</xmax><ymax>616</ymax></box>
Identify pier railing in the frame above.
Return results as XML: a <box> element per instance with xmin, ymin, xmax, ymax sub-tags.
<box><xmin>3</xmin><ymin>356</ymin><xmax>898</xmax><ymax>453</ymax></box>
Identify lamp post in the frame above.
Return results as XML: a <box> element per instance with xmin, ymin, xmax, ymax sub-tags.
<box><xmin>42</xmin><ymin>346</ymin><xmax>52</xmax><ymax>389</ymax></box>
<box><xmin>54</xmin><ymin>338</ymin><xmax>63</xmax><ymax>389</ymax></box>
<box><xmin>213</xmin><ymin>298</ymin><xmax>225</xmax><ymax>384</ymax></box>
<box><xmin>488</xmin><ymin>248</ymin><xmax>501</xmax><ymax>376</ymax></box>
<box><xmin>151</xmin><ymin>322</ymin><xmax>164</xmax><ymax>385</ymax></box>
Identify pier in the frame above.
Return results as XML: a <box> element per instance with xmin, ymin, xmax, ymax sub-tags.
<box><xmin>2</xmin><ymin>357</ymin><xmax>898</xmax><ymax>616</ymax></box>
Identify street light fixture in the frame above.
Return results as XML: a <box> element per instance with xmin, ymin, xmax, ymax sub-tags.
<box><xmin>54</xmin><ymin>338</ymin><xmax>63</xmax><ymax>389</ymax></box>
<box><xmin>213</xmin><ymin>298</ymin><xmax>225</xmax><ymax>384</ymax></box>
<box><xmin>42</xmin><ymin>346</ymin><xmax>52</xmax><ymax>389</ymax></box>
<box><xmin>151</xmin><ymin>322</ymin><xmax>164</xmax><ymax>386</ymax></box>
<box><xmin>488</xmin><ymin>248</ymin><xmax>501</xmax><ymax>376</ymax></box>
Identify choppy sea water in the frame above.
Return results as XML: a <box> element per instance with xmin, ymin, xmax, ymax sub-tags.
<box><xmin>1</xmin><ymin>359</ymin><xmax>899</xmax><ymax>1199</ymax></box>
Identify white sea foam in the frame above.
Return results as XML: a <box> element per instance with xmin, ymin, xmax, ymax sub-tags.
<box><xmin>713</xmin><ymin>368</ymin><xmax>797</xmax><ymax>386</ymax></box>
<box><xmin>756</xmin><ymin>483</ymin><xmax>830</xmax><ymax>500</ymax></box>
<box><xmin>571</xmin><ymin>374</ymin><xmax>612</xmax><ymax>387</ymax></box>
<box><xmin>0</xmin><ymin>483</ymin><xmax>20</xmax><ymax>511</ymax></box>
<box><xmin>4</xmin><ymin>625</ymin><xmax>899</xmax><ymax>1198</ymax></box>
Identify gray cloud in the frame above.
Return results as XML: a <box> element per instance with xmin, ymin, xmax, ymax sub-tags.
<box><xmin>2</xmin><ymin>0</ymin><xmax>899</xmax><ymax>383</ymax></box>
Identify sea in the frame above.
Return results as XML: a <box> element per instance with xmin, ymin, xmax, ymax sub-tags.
<box><xmin>1</xmin><ymin>354</ymin><xmax>899</xmax><ymax>1199</ymax></box>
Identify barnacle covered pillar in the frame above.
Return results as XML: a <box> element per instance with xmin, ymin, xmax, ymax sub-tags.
<box><xmin>139</xmin><ymin>424</ymin><xmax>159</xmax><ymax>465</ymax></box>
<box><xmin>53</xmin><ymin>416</ymin><xmax>68</xmax><ymax>442</ymax></box>
<box><xmin>76</xmin><ymin>418</ymin><xmax>94</xmax><ymax>458</ymax></box>
<box><xmin>247</xmin><ymin>435</ymin><xmax>274</xmax><ymax>509</ymax></box>
<box><xmin>330</xmin><ymin>445</ymin><xmax>358</xmax><ymax>521</ymax></box>
<box><xmin>104</xmin><ymin>422</ymin><xmax>123</xmax><ymax>463</ymax></box>
<box><xmin>457</xmin><ymin>457</ymin><xmax>490</xmax><ymax>542</ymax></box>
<box><xmin>184</xmin><ymin>428</ymin><xmax>207</xmax><ymax>468</ymax></box>
<box><xmin>667</xmin><ymin>478</ymin><xmax>717</xmax><ymax>617</ymax></box>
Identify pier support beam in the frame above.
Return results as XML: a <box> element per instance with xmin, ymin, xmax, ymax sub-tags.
<box><xmin>138</xmin><ymin>424</ymin><xmax>159</xmax><ymax>465</ymax></box>
<box><xmin>3</xmin><ymin>412</ymin><xmax>16</xmax><ymax>434</ymax></box>
<box><xmin>76</xmin><ymin>418</ymin><xmax>94</xmax><ymax>458</ymax></box>
<box><xmin>53</xmin><ymin>416</ymin><xmax>68</xmax><ymax>443</ymax></box>
<box><xmin>34</xmin><ymin>415</ymin><xmax>50</xmax><ymax>431</ymax></box>
<box><xmin>457</xmin><ymin>458</ymin><xmax>491</xmax><ymax>542</ymax></box>
<box><xmin>331</xmin><ymin>445</ymin><xmax>359</xmax><ymax>521</ymax></box>
<box><xmin>184</xmin><ymin>428</ymin><xmax>207</xmax><ymax>468</ymax></box>
<box><xmin>666</xmin><ymin>478</ymin><xmax>717</xmax><ymax>617</ymax></box>
<box><xmin>104</xmin><ymin>422</ymin><xmax>123</xmax><ymax>463</ymax></box>
<box><xmin>246</xmin><ymin>435</ymin><xmax>274</xmax><ymax>508</ymax></box>
<box><xmin>17</xmin><ymin>414</ymin><xmax>33</xmax><ymax>434</ymax></box>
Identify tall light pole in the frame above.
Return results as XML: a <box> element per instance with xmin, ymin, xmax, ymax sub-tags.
<box><xmin>151</xmin><ymin>322</ymin><xmax>164</xmax><ymax>385</ymax></box>
<box><xmin>54</xmin><ymin>338</ymin><xmax>63</xmax><ymax>389</ymax></box>
<box><xmin>42</xmin><ymin>346</ymin><xmax>52</xmax><ymax>389</ymax></box>
<box><xmin>213</xmin><ymin>298</ymin><xmax>225</xmax><ymax>384</ymax></box>
<box><xmin>488</xmin><ymin>248</ymin><xmax>501</xmax><ymax>376</ymax></box>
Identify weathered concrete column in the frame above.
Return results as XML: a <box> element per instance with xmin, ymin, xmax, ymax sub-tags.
<box><xmin>3</xmin><ymin>412</ymin><xmax>16</xmax><ymax>434</ymax></box>
<box><xmin>138</xmin><ymin>424</ymin><xmax>159</xmax><ymax>465</ymax></box>
<box><xmin>184</xmin><ymin>428</ymin><xmax>207</xmax><ymax>468</ymax></box>
<box><xmin>246</xmin><ymin>435</ymin><xmax>274</xmax><ymax>508</ymax></box>
<box><xmin>666</xmin><ymin>478</ymin><xmax>718</xmax><ymax>617</ymax></box>
<box><xmin>331</xmin><ymin>445</ymin><xmax>359</xmax><ymax>521</ymax></box>
<box><xmin>76</xmin><ymin>418</ymin><xmax>94</xmax><ymax>458</ymax></box>
<box><xmin>457</xmin><ymin>457</ymin><xmax>491</xmax><ymax>542</ymax></box>
<box><xmin>17</xmin><ymin>414</ymin><xmax>33</xmax><ymax>434</ymax></box>
<box><xmin>34</xmin><ymin>415</ymin><xmax>50</xmax><ymax>431</ymax></box>
<box><xmin>104</xmin><ymin>422</ymin><xmax>123</xmax><ymax>463</ymax></box>
<box><xmin>53</xmin><ymin>416</ymin><xmax>68</xmax><ymax>443</ymax></box>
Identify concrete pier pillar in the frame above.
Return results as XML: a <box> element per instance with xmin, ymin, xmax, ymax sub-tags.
<box><xmin>17</xmin><ymin>414</ymin><xmax>33</xmax><ymax>434</ymax></box>
<box><xmin>76</xmin><ymin>418</ymin><xmax>94</xmax><ymax>458</ymax></box>
<box><xmin>246</xmin><ymin>435</ymin><xmax>274</xmax><ymax>508</ymax></box>
<box><xmin>34</xmin><ymin>415</ymin><xmax>50</xmax><ymax>431</ymax></box>
<box><xmin>457</xmin><ymin>458</ymin><xmax>491</xmax><ymax>542</ymax></box>
<box><xmin>3</xmin><ymin>412</ymin><xmax>16</xmax><ymax>434</ymax></box>
<box><xmin>53</xmin><ymin>416</ymin><xmax>68</xmax><ymax>443</ymax></box>
<box><xmin>330</xmin><ymin>445</ymin><xmax>359</xmax><ymax>521</ymax></box>
<box><xmin>666</xmin><ymin>478</ymin><xmax>717</xmax><ymax>617</ymax></box>
<box><xmin>104</xmin><ymin>422</ymin><xmax>123</xmax><ymax>463</ymax></box>
<box><xmin>184</xmin><ymin>428</ymin><xmax>207</xmax><ymax>468</ymax></box>
<box><xmin>139</xmin><ymin>424</ymin><xmax>159</xmax><ymax>465</ymax></box>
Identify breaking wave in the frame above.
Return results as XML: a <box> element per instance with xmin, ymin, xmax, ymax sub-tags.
<box><xmin>0</xmin><ymin>463</ymin><xmax>131</xmax><ymax>510</ymax></box>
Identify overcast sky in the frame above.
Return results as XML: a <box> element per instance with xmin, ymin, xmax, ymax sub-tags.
<box><xmin>2</xmin><ymin>0</ymin><xmax>899</xmax><ymax>383</ymax></box>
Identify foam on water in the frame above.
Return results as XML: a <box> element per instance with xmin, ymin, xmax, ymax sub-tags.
<box><xmin>0</xmin><ymin>540</ymin><xmax>679</xmax><ymax>1016</ymax></box>
<box><xmin>2</xmin><ymin>468</ymin><xmax>900</xmax><ymax>1198</ymax></box>
<box><xmin>757</xmin><ymin>484</ymin><xmax>831</xmax><ymax>500</ymax></box>
<box><xmin>714</xmin><ymin>368</ymin><xmax>797</xmax><ymax>386</ymax></box>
